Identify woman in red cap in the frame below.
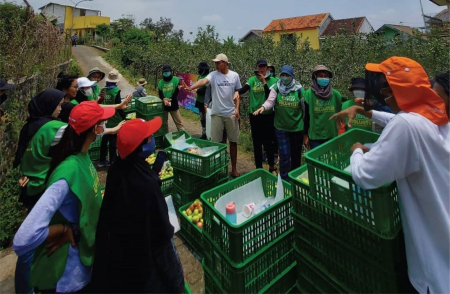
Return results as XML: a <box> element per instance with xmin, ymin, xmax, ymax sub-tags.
<box><xmin>13</xmin><ymin>101</ymin><xmax>115</xmax><ymax>293</ymax></box>
<box><xmin>90</xmin><ymin>117</ymin><xmax>184</xmax><ymax>293</ymax></box>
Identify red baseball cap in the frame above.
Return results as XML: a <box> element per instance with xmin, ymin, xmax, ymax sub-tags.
<box><xmin>69</xmin><ymin>101</ymin><xmax>115</xmax><ymax>134</ymax></box>
<box><xmin>117</xmin><ymin>117</ymin><xmax>162</xmax><ymax>159</ymax></box>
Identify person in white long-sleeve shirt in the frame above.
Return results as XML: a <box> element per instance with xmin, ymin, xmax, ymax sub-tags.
<box><xmin>331</xmin><ymin>56</ymin><xmax>450</xmax><ymax>294</ymax></box>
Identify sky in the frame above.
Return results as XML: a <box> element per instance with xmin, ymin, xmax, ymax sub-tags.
<box><xmin>28</xmin><ymin>0</ymin><xmax>446</xmax><ymax>41</ymax></box>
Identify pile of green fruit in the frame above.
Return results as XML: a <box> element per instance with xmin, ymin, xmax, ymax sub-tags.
<box><xmin>145</xmin><ymin>154</ymin><xmax>156</xmax><ymax>165</ymax></box>
<box><xmin>161</xmin><ymin>165</ymin><xmax>174</xmax><ymax>180</ymax></box>
<box><xmin>183</xmin><ymin>199</ymin><xmax>204</xmax><ymax>229</ymax></box>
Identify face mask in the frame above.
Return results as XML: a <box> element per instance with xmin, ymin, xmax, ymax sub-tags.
<box><xmin>139</xmin><ymin>136</ymin><xmax>156</xmax><ymax>158</ymax></box>
<box><xmin>163</xmin><ymin>72</ymin><xmax>171</xmax><ymax>78</ymax></box>
<box><xmin>317</xmin><ymin>78</ymin><xmax>330</xmax><ymax>87</ymax></box>
<box><xmin>353</xmin><ymin>90</ymin><xmax>365</xmax><ymax>98</ymax></box>
<box><xmin>82</xmin><ymin>88</ymin><xmax>93</xmax><ymax>97</ymax></box>
<box><xmin>95</xmin><ymin>124</ymin><xmax>106</xmax><ymax>142</ymax></box>
<box><xmin>280</xmin><ymin>76</ymin><xmax>293</xmax><ymax>86</ymax></box>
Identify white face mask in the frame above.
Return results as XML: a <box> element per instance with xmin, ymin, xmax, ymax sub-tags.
<box><xmin>83</xmin><ymin>88</ymin><xmax>93</xmax><ymax>97</ymax></box>
<box><xmin>95</xmin><ymin>124</ymin><xmax>106</xmax><ymax>142</ymax></box>
<box><xmin>353</xmin><ymin>90</ymin><xmax>365</xmax><ymax>98</ymax></box>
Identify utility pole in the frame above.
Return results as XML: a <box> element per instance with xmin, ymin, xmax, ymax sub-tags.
<box><xmin>419</xmin><ymin>0</ymin><xmax>428</xmax><ymax>32</ymax></box>
<box><xmin>70</xmin><ymin>0</ymin><xmax>93</xmax><ymax>37</ymax></box>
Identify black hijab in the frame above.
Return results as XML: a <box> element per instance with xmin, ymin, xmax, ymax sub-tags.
<box><xmin>13</xmin><ymin>89</ymin><xmax>65</xmax><ymax>167</ymax></box>
<box><xmin>90</xmin><ymin>144</ymin><xmax>174</xmax><ymax>293</ymax></box>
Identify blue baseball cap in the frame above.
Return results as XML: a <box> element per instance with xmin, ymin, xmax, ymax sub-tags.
<box><xmin>280</xmin><ymin>65</ymin><xmax>294</xmax><ymax>77</ymax></box>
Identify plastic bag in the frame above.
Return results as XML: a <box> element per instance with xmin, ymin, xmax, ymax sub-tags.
<box><xmin>198</xmin><ymin>146</ymin><xmax>219</xmax><ymax>157</ymax></box>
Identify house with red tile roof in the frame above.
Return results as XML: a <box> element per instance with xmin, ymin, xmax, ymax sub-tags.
<box><xmin>263</xmin><ymin>13</ymin><xmax>333</xmax><ymax>49</ymax></box>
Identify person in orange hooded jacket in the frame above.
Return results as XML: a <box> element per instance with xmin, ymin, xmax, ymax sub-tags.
<box><xmin>331</xmin><ymin>57</ymin><xmax>449</xmax><ymax>294</ymax></box>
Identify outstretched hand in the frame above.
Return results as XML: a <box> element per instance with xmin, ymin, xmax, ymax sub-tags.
<box><xmin>117</xmin><ymin>94</ymin><xmax>132</xmax><ymax>110</ymax></box>
<box><xmin>253</xmin><ymin>107</ymin><xmax>264</xmax><ymax>116</ymax></box>
<box><xmin>329</xmin><ymin>106</ymin><xmax>361</xmax><ymax>129</ymax></box>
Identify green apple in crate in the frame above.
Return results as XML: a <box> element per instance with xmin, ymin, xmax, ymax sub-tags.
<box><xmin>182</xmin><ymin>199</ymin><xmax>204</xmax><ymax>229</ymax></box>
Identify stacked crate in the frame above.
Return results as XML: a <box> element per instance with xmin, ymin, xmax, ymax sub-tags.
<box><xmin>135</xmin><ymin>96</ymin><xmax>166</xmax><ymax>149</ymax></box>
<box><xmin>288</xmin><ymin>129</ymin><xmax>409</xmax><ymax>293</ymax></box>
<box><xmin>170</xmin><ymin>137</ymin><xmax>229</xmax><ymax>258</ymax></box>
<box><xmin>200</xmin><ymin>169</ymin><xmax>297</xmax><ymax>293</ymax></box>
<box><xmin>88</xmin><ymin>136</ymin><xmax>101</xmax><ymax>161</ymax></box>
<box><xmin>123</xmin><ymin>97</ymin><xmax>136</xmax><ymax>120</ymax></box>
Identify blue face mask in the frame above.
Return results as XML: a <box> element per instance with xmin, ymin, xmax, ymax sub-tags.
<box><xmin>139</xmin><ymin>136</ymin><xmax>156</xmax><ymax>158</ymax></box>
<box><xmin>163</xmin><ymin>72</ymin><xmax>171</xmax><ymax>78</ymax></box>
<box><xmin>280</xmin><ymin>76</ymin><xmax>293</xmax><ymax>86</ymax></box>
<box><xmin>317</xmin><ymin>78</ymin><xmax>330</xmax><ymax>87</ymax></box>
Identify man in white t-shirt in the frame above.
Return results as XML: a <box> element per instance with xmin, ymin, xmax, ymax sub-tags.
<box><xmin>185</xmin><ymin>54</ymin><xmax>242</xmax><ymax>178</ymax></box>
<box><xmin>331</xmin><ymin>57</ymin><xmax>450</xmax><ymax>294</ymax></box>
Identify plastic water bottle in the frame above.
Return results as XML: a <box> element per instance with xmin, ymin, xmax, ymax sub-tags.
<box><xmin>225</xmin><ymin>202</ymin><xmax>237</xmax><ymax>224</ymax></box>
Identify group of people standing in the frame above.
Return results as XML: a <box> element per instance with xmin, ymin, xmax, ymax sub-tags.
<box><xmin>11</xmin><ymin>67</ymin><xmax>184</xmax><ymax>293</ymax></box>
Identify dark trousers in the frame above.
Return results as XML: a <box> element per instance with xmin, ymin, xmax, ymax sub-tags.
<box><xmin>309</xmin><ymin>139</ymin><xmax>330</xmax><ymax>150</ymax></box>
<box><xmin>249</xmin><ymin>113</ymin><xmax>276</xmax><ymax>169</ymax></box>
<box><xmin>100</xmin><ymin>134</ymin><xmax>117</xmax><ymax>163</ymax></box>
<box><xmin>196</xmin><ymin>101</ymin><xmax>206</xmax><ymax>136</ymax></box>
<box><xmin>275</xmin><ymin>129</ymin><xmax>304</xmax><ymax>181</ymax></box>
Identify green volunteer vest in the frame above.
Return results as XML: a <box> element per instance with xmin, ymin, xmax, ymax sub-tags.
<box><xmin>342</xmin><ymin>99</ymin><xmax>373</xmax><ymax>131</ymax></box>
<box><xmin>304</xmin><ymin>88</ymin><xmax>342</xmax><ymax>140</ymax></box>
<box><xmin>248</xmin><ymin>76</ymin><xmax>277</xmax><ymax>114</ymax></box>
<box><xmin>157</xmin><ymin>76</ymin><xmax>180</xmax><ymax>99</ymax></box>
<box><xmin>20</xmin><ymin>120</ymin><xmax>67</xmax><ymax>197</ymax></box>
<box><xmin>103</xmin><ymin>87</ymin><xmax>122</xmax><ymax>128</ymax></box>
<box><xmin>30</xmin><ymin>152</ymin><xmax>102</xmax><ymax>290</ymax></box>
<box><xmin>196</xmin><ymin>75</ymin><xmax>207</xmax><ymax>103</ymax></box>
<box><xmin>273</xmin><ymin>85</ymin><xmax>304</xmax><ymax>132</ymax></box>
<box><xmin>70</xmin><ymin>99</ymin><xmax>79</xmax><ymax>105</ymax></box>
<box><xmin>88</xmin><ymin>84</ymin><xmax>100</xmax><ymax>101</ymax></box>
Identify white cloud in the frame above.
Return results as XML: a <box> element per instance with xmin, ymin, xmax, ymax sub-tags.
<box><xmin>201</xmin><ymin>14</ymin><xmax>223</xmax><ymax>23</ymax></box>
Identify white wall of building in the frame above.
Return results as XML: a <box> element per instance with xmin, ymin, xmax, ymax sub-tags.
<box><xmin>359</xmin><ymin>18</ymin><xmax>374</xmax><ymax>33</ymax></box>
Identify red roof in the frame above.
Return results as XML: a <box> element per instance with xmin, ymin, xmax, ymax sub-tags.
<box><xmin>321</xmin><ymin>17</ymin><xmax>366</xmax><ymax>36</ymax></box>
<box><xmin>263</xmin><ymin>13</ymin><xmax>330</xmax><ymax>33</ymax></box>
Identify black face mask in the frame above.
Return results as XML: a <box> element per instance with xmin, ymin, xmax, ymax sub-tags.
<box><xmin>364</xmin><ymin>70</ymin><xmax>390</xmax><ymax>111</ymax></box>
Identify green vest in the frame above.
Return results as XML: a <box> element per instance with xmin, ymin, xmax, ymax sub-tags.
<box><xmin>342</xmin><ymin>99</ymin><xmax>373</xmax><ymax>131</ymax></box>
<box><xmin>103</xmin><ymin>87</ymin><xmax>122</xmax><ymax>128</ymax></box>
<box><xmin>304</xmin><ymin>88</ymin><xmax>342</xmax><ymax>140</ymax></box>
<box><xmin>248</xmin><ymin>76</ymin><xmax>277</xmax><ymax>114</ymax></box>
<box><xmin>70</xmin><ymin>99</ymin><xmax>79</xmax><ymax>105</ymax></box>
<box><xmin>88</xmin><ymin>84</ymin><xmax>100</xmax><ymax>101</ymax></box>
<box><xmin>157</xmin><ymin>76</ymin><xmax>180</xmax><ymax>98</ymax></box>
<box><xmin>30</xmin><ymin>152</ymin><xmax>102</xmax><ymax>290</ymax></box>
<box><xmin>196</xmin><ymin>75</ymin><xmax>207</xmax><ymax>103</ymax></box>
<box><xmin>20</xmin><ymin>120</ymin><xmax>67</xmax><ymax>197</ymax></box>
<box><xmin>273</xmin><ymin>85</ymin><xmax>304</xmax><ymax>132</ymax></box>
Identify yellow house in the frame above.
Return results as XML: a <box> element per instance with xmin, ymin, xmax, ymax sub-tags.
<box><xmin>263</xmin><ymin>13</ymin><xmax>333</xmax><ymax>49</ymax></box>
<box><xmin>39</xmin><ymin>2</ymin><xmax>110</xmax><ymax>38</ymax></box>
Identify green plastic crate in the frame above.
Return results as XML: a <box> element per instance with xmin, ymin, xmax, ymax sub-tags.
<box><xmin>179</xmin><ymin>202</ymin><xmax>204</xmax><ymax>259</ymax></box>
<box><xmin>161</xmin><ymin>175</ymin><xmax>173</xmax><ymax>196</ymax></box>
<box><xmin>165</xmin><ymin>130</ymin><xmax>192</xmax><ymax>146</ymax></box>
<box><xmin>201</xmin><ymin>169</ymin><xmax>293</xmax><ymax>265</ymax></box>
<box><xmin>304</xmin><ymin>128</ymin><xmax>401</xmax><ymax>238</ymax></box>
<box><xmin>173</xmin><ymin>166</ymin><xmax>228</xmax><ymax>196</ymax></box>
<box><xmin>289</xmin><ymin>165</ymin><xmax>403</xmax><ymax>263</ymax></box>
<box><xmin>136</xmin><ymin>111</ymin><xmax>167</xmax><ymax>137</ymax></box>
<box><xmin>293</xmin><ymin>212</ymin><xmax>408</xmax><ymax>293</ymax></box>
<box><xmin>122</xmin><ymin>97</ymin><xmax>136</xmax><ymax>112</ymax></box>
<box><xmin>135</xmin><ymin>96</ymin><xmax>163</xmax><ymax>115</ymax></box>
<box><xmin>154</xmin><ymin>135</ymin><xmax>165</xmax><ymax>149</ymax></box>
<box><xmin>170</xmin><ymin>138</ymin><xmax>228</xmax><ymax>178</ymax></box>
<box><xmin>172</xmin><ymin>185</ymin><xmax>201</xmax><ymax>210</ymax></box>
<box><xmin>294</xmin><ymin>245</ymin><xmax>350</xmax><ymax>294</ymax></box>
<box><xmin>90</xmin><ymin>138</ymin><xmax>101</xmax><ymax>149</ymax></box>
<box><xmin>204</xmin><ymin>230</ymin><xmax>295</xmax><ymax>293</ymax></box>
<box><xmin>88</xmin><ymin>147</ymin><xmax>100</xmax><ymax>161</ymax></box>
<box><xmin>203</xmin><ymin>259</ymin><xmax>297</xmax><ymax>294</ymax></box>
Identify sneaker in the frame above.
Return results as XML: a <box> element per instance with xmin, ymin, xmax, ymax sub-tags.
<box><xmin>98</xmin><ymin>160</ymin><xmax>110</xmax><ymax>167</ymax></box>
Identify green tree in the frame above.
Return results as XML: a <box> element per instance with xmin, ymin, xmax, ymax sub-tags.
<box><xmin>110</xmin><ymin>17</ymin><xmax>135</xmax><ymax>40</ymax></box>
<box><xmin>95</xmin><ymin>23</ymin><xmax>110</xmax><ymax>38</ymax></box>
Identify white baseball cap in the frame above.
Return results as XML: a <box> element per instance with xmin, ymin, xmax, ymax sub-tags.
<box><xmin>77</xmin><ymin>77</ymin><xmax>95</xmax><ymax>88</ymax></box>
<box><xmin>212</xmin><ymin>53</ymin><xmax>229</xmax><ymax>63</ymax></box>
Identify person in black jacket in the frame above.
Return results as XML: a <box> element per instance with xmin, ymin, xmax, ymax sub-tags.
<box><xmin>90</xmin><ymin>117</ymin><xmax>184</xmax><ymax>293</ymax></box>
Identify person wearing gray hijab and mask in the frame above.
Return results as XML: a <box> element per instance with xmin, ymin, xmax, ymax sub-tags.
<box><xmin>303</xmin><ymin>65</ymin><xmax>343</xmax><ymax>149</ymax></box>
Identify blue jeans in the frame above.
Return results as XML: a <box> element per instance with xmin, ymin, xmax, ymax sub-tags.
<box><xmin>15</xmin><ymin>250</ymin><xmax>34</xmax><ymax>294</ymax></box>
<box><xmin>275</xmin><ymin>129</ymin><xmax>303</xmax><ymax>181</ymax></box>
